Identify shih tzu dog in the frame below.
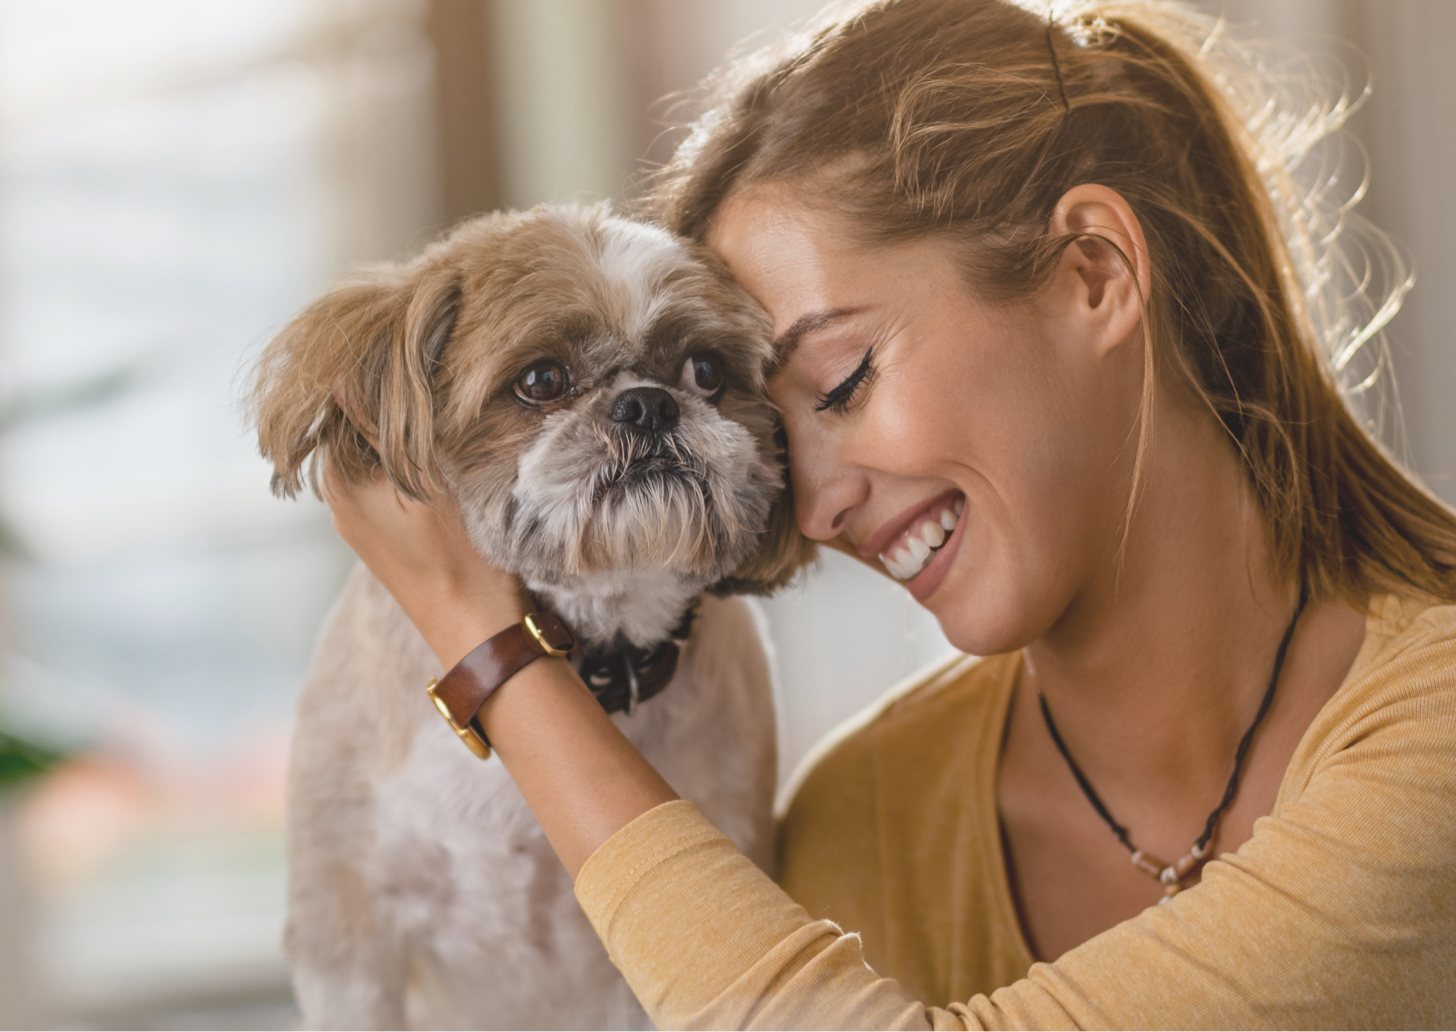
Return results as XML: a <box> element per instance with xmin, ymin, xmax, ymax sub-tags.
<box><xmin>250</xmin><ymin>203</ymin><xmax>813</xmax><ymax>1030</ymax></box>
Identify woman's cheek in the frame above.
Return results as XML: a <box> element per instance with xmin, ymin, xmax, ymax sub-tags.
<box><xmin>858</xmin><ymin>373</ymin><xmax>953</xmax><ymax>476</ymax></box>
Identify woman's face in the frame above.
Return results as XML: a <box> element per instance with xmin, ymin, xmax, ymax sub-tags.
<box><xmin>706</xmin><ymin>186</ymin><xmax>1145</xmax><ymax>654</ymax></box>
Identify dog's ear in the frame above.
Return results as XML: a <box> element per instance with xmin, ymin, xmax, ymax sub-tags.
<box><xmin>708</xmin><ymin>425</ymin><xmax>819</xmax><ymax>597</ymax></box>
<box><xmin>250</xmin><ymin>263</ymin><xmax>462</xmax><ymax>501</ymax></box>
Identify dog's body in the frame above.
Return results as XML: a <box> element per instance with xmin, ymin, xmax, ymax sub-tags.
<box><xmin>253</xmin><ymin>204</ymin><xmax>813</xmax><ymax>1029</ymax></box>
<box><xmin>286</xmin><ymin>569</ymin><xmax>778</xmax><ymax>1029</ymax></box>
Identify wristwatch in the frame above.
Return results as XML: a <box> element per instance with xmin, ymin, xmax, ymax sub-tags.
<box><xmin>425</xmin><ymin>612</ymin><xmax>576</xmax><ymax>760</ymax></box>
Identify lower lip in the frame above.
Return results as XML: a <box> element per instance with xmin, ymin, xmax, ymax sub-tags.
<box><xmin>904</xmin><ymin>501</ymin><xmax>967</xmax><ymax>603</ymax></box>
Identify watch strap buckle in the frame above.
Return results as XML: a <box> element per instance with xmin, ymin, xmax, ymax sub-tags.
<box><xmin>524</xmin><ymin>612</ymin><xmax>573</xmax><ymax>657</ymax></box>
<box><xmin>426</xmin><ymin>676</ymin><xmax>493</xmax><ymax>760</ymax></box>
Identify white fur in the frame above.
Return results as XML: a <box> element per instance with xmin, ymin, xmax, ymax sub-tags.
<box><xmin>593</xmin><ymin>219</ymin><xmax>680</xmax><ymax>343</ymax></box>
<box><xmin>536</xmin><ymin>569</ymin><xmax>695</xmax><ymax>649</ymax></box>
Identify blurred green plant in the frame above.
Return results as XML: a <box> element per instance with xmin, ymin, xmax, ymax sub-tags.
<box><xmin>0</xmin><ymin>728</ymin><xmax>64</xmax><ymax>790</ymax></box>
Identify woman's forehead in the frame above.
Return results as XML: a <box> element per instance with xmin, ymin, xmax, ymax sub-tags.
<box><xmin>707</xmin><ymin>191</ymin><xmax>831</xmax><ymax>270</ymax></box>
<box><xmin>706</xmin><ymin>189</ymin><xmax>964</xmax><ymax>343</ymax></box>
<box><xmin>706</xmin><ymin>192</ymin><xmax>876</xmax><ymax>323</ymax></box>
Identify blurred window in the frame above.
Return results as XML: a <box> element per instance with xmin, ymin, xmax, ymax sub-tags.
<box><xmin>0</xmin><ymin>1</ymin><xmax>436</xmax><ymax>1024</ymax></box>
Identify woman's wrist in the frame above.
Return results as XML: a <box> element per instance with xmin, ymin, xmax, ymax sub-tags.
<box><xmin>471</xmin><ymin>654</ymin><xmax>679</xmax><ymax>876</ymax></box>
<box><xmin>414</xmin><ymin>577</ymin><xmax>530</xmax><ymax>670</ymax></box>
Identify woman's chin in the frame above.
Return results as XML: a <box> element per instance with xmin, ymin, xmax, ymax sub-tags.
<box><xmin>929</xmin><ymin>567</ymin><xmax>1032</xmax><ymax>659</ymax></box>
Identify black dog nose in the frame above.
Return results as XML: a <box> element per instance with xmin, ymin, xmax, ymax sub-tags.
<box><xmin>610</xmin><ymin>386</ymin><xmax>679</xmax><ymax>435</ymax></box>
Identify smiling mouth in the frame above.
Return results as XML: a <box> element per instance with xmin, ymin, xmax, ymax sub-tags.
<box><xmin>879</xmin><ymin>495</ymin><xmax>964</xmax><ymax>581</ymax></box>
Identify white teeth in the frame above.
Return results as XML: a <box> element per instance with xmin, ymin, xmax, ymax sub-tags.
<box><xmin>885</xmin><ymin>545</ymin><xmax>930</xmax><ymax>581</ymax></box>
<box><xmin>882</xmin><ymin>550</ymin><xmax>912</xmax><ymax>580</ymax></box>
<box><xmin>878</xmin><ymin>496</ymin><xmax>966</xmax><ymax>582</ymax></box>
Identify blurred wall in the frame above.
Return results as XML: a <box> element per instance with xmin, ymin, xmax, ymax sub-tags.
<box><xmin>1213</xmin><ymin>0</ymin><xmax>1456</xmax><ymax>496</ymax></box>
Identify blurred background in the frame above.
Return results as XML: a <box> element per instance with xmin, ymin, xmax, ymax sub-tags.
<box><xmin>0</xmin><ymin>0</ymin><xmax>1451</xmax><ymax>1027</ymax></box>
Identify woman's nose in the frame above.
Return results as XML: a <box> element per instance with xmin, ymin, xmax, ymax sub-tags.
<box><xmin>789</xmin><ymin>446</ymin><xmax>867</xmax><ymax>543</ymax></box>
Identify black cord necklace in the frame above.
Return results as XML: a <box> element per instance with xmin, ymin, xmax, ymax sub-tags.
<box><xmin>1035</xmin><ymin>579</ymin><xmax>1308</xmax><ymax>903</ymax></box>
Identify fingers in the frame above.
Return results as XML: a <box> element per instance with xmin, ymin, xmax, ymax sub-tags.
<box><xmin>321</xmin><ymin>458</ymin><xmax>405</xmax><ymax>540</ymax></box>
<box><xmin>319</xmin><ymin>461</ymin><xmax>347</xmax><ymax>506</ymax></box>
<box><xmin>320</xmin><ymin>461</ymin><xmax>365</xmax><ymax>540</ymax></box>
<box><xmin>321</xmin><ymin>453</ymin><xmax>402</xmax><ymax>502</ymax></box>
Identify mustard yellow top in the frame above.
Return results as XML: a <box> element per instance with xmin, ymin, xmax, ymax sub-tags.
<box><xmin>574</xmin><ymin>591</ymin><xmax>1456</xmax><ymax>1029</ymax></box>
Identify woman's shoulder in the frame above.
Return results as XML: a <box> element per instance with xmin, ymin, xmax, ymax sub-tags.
<box><xmin>1332</xmin><ymin>589</ymin><xmax>1456</xmax><ymax>709</ymax></box>
<box><xmin>1281</xmin><ymin>589</ymin><xmax>1456</xmax><ymax>802</ymax></box>
<box><xmin>1359</xmin><ymin>588</ymin><xmax>1456</xmax><ymax>653</ymax></box>
<box><xmin>775</xmin><ymin>649</ymin><xmax>1019</xmax><ymax>819</ymax></box>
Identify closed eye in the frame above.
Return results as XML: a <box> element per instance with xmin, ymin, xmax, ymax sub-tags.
<box><xmin>814</xmin><ymin>348</ymin><xmax>877</xmax><ymax>414</ymax></box>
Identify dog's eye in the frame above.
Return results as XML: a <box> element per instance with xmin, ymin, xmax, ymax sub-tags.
<box><xmin>514</xmin><ymin>360</ymin><xmax>571</xmax><ymax>404</ymax></box>
<box><xmin>680</xmin><ymin>353</ymin><xmax>726</xmax><ymax>400</ymax></box>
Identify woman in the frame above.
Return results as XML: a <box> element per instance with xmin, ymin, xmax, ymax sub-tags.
<box><xmin>323</xmin><ymin>0</ymin><xmax>1456</xmax><ymax>1026</ymax></box>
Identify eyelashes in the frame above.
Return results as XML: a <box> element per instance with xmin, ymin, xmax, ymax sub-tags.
<box><xmin>814</xmin><ymin>347</ymin><xmax>878</xmax><ymax>414</ymax></box>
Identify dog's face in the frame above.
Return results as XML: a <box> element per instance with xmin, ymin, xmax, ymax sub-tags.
<box><xmin>252</xmin><ymin>204</ymin><xmax>814</xmax><ymax>598</ymax></box>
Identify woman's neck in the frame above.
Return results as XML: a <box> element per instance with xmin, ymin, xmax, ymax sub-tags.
<box><xmin>1021</xmin><ymin>399</ymin><xmax>1308</xmax><ymax>808</ymax></box>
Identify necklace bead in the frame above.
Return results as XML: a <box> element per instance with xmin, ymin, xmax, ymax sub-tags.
<box><xmin>1036</xmin><ymin>580</ymin><xmax>1308</xmax><ymax>900</ymax></box>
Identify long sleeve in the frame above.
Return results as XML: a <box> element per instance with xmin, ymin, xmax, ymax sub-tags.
<box><xmin>573</xmin><ymin>628</ymin><xmax>1456</xmax><ymax>1029</ymax></box>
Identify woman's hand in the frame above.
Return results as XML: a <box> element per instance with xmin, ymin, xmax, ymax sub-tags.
<box><xmin>321</xmin><ymin>465</ymin><xmax>528</xmax><ymax>669</ymax></box>
<box><xmin>322</xmin><ymin>463</ymin><xmax>678</xmax><ymax>877</ymax></box>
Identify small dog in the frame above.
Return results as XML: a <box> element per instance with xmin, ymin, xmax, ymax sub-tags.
<box><xmin>251</xmin><ymin>203</ymin><xmax>813</xmax><ymax>1029</ymax></box>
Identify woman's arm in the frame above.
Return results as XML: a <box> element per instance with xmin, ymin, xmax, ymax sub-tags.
<box><xmin>326</xmin><ymin>470</ymin><xmax>1456</xmax><ymax>1029</ymax></box>
<box><xmin>322</xmin><ymin>467</ymin><xmax>677</xmax><ymax>876</ymax></box>
<box><xmin>573</xmin><ymin>628</ymin><xmax>1456</xmax><ymax>1029</ymax></box>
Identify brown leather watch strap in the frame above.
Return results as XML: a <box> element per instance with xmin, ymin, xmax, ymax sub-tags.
<box><xmin>426</xmin><ymin>612</ymin><xmax>575</xmax><ymax>760</ymax></box>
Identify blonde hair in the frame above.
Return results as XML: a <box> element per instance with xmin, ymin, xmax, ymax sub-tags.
<box><xmin>638</xmin><ymin>0</ymin><xmax>1456</xmax><ymax>607</ymax></box>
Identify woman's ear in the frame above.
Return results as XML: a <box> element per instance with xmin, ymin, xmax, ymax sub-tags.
<box><xmin>1046</xmin><ymin>184</ymin><xmax>1150</xmax><ymax>357</ymax></box>
<box><xmin>250</xmin><ymin>263</ymin><xmax>462</xmax><ymax>501</ymax></box>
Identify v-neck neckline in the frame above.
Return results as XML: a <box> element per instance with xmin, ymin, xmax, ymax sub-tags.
<box><xmin>976</xmin><ymin>590</ymin><xmax>1396</xmax><ymax>970</ymax></box>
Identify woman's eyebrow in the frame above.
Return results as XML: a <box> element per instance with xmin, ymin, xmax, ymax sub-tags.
<box><xmin>768</xmin><ymin>307</ymin><xmax>866</xmax><ymax>373</ymax></box>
